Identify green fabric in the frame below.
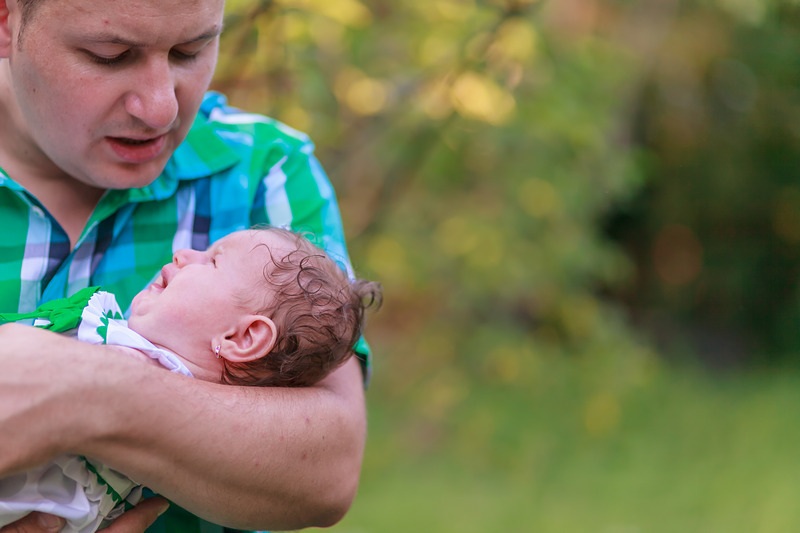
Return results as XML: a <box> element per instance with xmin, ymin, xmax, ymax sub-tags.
<box><xmin>0</xmin><ymin>286</ymin><xmax>100</xmax><ymax>332</ymax></box>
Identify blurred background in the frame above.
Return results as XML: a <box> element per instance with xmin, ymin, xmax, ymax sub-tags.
<box><xmin>217</xmin><ymin>1</ymin><xmax>800</xmax><ymax>531</ymax></box>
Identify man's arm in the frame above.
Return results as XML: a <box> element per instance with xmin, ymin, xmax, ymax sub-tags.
<box><xmin>0</xmin><ymin>323</ymin><xmax>367</xmax><ymax>531</ymax></box>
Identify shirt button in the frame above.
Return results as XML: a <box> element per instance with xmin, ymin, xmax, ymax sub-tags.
<box><xmin>32</xmin><ymin>206</ymin><xmax>45</xmax><ymax>218</ymax></box>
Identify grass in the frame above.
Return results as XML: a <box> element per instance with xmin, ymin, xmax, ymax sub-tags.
<box><xmin>327</xmin><ymin>360</ymin><xmax>800</xmax><ymax>533</ymax></box>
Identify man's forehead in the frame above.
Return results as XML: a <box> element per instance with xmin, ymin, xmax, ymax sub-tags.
<box><xmin>28</xmin><ymin>0</ymin><xmax>224</xmax><ymax>29</ymax></box>
<box><xmin>79</xmin><ymin>25</ymin><xmax>223</xmax><ymax>48</ymax></box>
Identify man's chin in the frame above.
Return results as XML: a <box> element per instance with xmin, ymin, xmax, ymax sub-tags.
<box><xmin>96</xmin><ymin>162</ymin><xmax>169</xmax><ymax>190</ymax></box>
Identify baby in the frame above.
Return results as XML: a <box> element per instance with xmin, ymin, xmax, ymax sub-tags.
<box><xmin>0</xmin><ymin>226</ymin><xmax>381</xmax><ymax>532</ymax></box>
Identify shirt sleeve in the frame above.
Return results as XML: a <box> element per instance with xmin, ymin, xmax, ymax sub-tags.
<box><xmin>247</xmin><ymin>121</ymin><xmax>372</xmax><ymax>383</ymax></box>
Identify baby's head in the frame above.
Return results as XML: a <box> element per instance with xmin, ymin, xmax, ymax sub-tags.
<box><xmin>222</xmin><ymin>227</ymin><xmax>381</xmax><ymax>387</ymax></box>
<box><xmin>129</xmin><ymin>227</ymin><xmax>381</xmax><ymax>386</ymax></box>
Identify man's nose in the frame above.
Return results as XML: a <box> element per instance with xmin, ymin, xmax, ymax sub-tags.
<box><xmin>124</xmin><ymin>58</ymin><xmax>179</xmax><ymax>131</ymax></box>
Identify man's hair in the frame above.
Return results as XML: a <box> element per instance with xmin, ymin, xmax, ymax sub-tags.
<box><xmin>16</xmin><ymin>0</ymin><xmax>40</xmax><ymax>25</ymax></box>
<box><xmin>221</xmin><ymin>227</ymin><xmax>382</xmax><ymax>387</ymax></box>
<box><xmin>15</xmin><ymin>0</ymin><xmax>43</xmax><ymax>43</ymax></box>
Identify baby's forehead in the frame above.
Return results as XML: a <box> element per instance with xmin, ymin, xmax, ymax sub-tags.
<box><xmin>215</xmin><ymin>229</ymin><xmax>294</xmax><ymax>255</ymax></box>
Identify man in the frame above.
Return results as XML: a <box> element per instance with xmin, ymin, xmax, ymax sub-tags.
<box><xmin>0</xmin><ymin>0</ymin><xmax>367</xmax><ymax>532</ymax></box>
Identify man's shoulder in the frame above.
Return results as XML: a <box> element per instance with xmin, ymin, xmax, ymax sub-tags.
<box><xmin>195</xmin><ymin>91</ymin><xmax>314</xmax><ymax>151</ymax></box>
<box><xmin>164</xmin><ymin>92</ymin><xmax>317</xmax><ymax>182</ymax></box>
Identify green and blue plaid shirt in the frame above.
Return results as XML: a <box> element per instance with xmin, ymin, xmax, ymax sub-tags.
<box><xmin>0</xmin><ymin>91</ymin><xmax>368</xmax><ymax>533</ymax></box>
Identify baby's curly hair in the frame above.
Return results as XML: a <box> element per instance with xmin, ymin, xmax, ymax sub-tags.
<box><xmin>221</xmin><ymin>227</ymin><xmax>381</xmax><ymax>387</ymax></box>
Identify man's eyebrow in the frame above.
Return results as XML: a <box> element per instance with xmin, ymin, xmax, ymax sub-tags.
<box><xmin>85</xmin><ymin>25</ymin><xmax>223</xmax><ymax>47</ymax></box>
<box><xmin>184</xmin><ymin>26</ymin><xmax>225</xmax><ymax>44</ymax></box>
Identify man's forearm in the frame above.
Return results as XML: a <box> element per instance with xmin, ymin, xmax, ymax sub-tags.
<box><xmin>93</xmin><ymin>357</ymin><xmax>366</xmax><ymax>529</ymax></box>
<box><xmin>0</xmin><ymin>325</ymin><xmax>367</xmax><ymax>530</ymax></box>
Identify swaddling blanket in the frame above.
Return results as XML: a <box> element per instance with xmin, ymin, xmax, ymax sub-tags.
<box><xmin>0</xmin><ymin>291</ymin><xmax>192</xmax><ymax>532</ymax></box>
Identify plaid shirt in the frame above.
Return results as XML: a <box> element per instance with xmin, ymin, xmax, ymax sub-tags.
<box><xmin>0</xmin><ymin>91</ymin><xmax>367</xmax><ymax>533</ymax></box>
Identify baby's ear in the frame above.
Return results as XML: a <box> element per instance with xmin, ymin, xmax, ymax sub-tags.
<box><xmin>220</xmin><ymin>315</ymin><xmax>277</xmax><ymax>363</ymax></box>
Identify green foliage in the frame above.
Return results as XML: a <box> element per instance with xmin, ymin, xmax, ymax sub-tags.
<box><xmin>216</xmin><ymin>0</ymin><xmax>651</xmax><ymax>386</ymax></box>
<box><xmin>214</xmin><ymin>1</ymin><xmax>800</xmax><ymax>530</ymax></box>
<box><xmin>338</xmin><ymin>365</ymin><xmax>800</xmax><ymax>532</ymax></box>
<box><xmin>607</xmin><ymin>1</ymin><xmax>800</xmax><ymax>360</ymax></box>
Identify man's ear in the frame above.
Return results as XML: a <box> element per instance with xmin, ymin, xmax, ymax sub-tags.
<box><xmin>218</xmin><ymin>315</ymin><xmax>278</xmax><ymax>364</ymax></box>
<box><xmin>0</xmin><ymin>0</ymin><xmax>15</xmax><ymax>58</ymax></box>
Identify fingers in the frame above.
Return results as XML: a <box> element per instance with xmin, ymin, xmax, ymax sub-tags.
<box><xmin>0</xmin><ymin>498</ymin><xmax>169</xmax><ymax>533</ymax></box>
<box><xmin>104</xmin><ymin>497</ymin><xmax>171</xmax><ymax>533</ymax></box>
<box><xmin>0</xmin><ymin>512</ymin><xmax>65</xmax><ymax>533</ymax></box>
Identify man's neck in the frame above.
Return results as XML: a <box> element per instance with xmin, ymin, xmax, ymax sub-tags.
<box><xmin>29</xmin><ymin>178</ymin><xmax>105</xmax><ymax>247</ymax></box>
<box><xmin>0</xmin><ymin>66</ymin><xmax>104</xmax><ymax>247</ymax></box>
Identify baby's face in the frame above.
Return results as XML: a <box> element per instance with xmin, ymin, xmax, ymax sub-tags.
<box><xmin>128</xmin><ymin>230</ymin><xmax>290</xmax><ymax>369</ymax></box>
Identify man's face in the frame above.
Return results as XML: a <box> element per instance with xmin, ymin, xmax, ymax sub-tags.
<box><xmin>0</xmin><ymin>0</ymin><xmax>224</xmax><ymax>189</ymax></box>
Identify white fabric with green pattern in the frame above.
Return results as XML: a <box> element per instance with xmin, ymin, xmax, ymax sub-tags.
<box><xmin>0</xmin><ymin>292</ymin><xmax>192</xmax><ymax>531</ymax></box>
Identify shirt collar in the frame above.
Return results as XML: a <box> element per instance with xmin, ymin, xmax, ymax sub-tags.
<box><xmin>129</xmin><ymin>109</ymin><xmax>242</xmax><ymax>202</ymax></box>
<box><xmin>0</xmin><ymin>170</ymin><xmax>23</xmax><ymax>190</ymax></box>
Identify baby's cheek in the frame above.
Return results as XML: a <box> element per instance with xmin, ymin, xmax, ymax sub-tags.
<box><xmin>128</xmin><ymin>299</ymin><xmax>140</xmax><ymax>318</ymax></box>
<box><xmin>162</xmin><ymin>311</ymin><xmax>199</xmax><ymax>340</ymax></box>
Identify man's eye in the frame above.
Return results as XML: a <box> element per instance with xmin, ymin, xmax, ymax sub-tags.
<box><xmin>86</xmin><ymin>50</ymin><xmax>130</xmax><ymax>66</ymax></box>
<box><xmin>171</xmin><ymin>49</ymin><xmax>200</xmax><ymax>62</ymax></box>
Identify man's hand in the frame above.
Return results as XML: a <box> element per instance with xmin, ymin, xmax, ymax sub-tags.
<box><xmin>104</xmin><ymin>498</ymin><xmax>170</xmax><ymax>532</ymax></box>
<box><xmin>0</xmin><ymin>512</ymin><xmax>64</xmax><ymax>533</ymax></box>
<box><xmin>0</xmin><ymin>498</ymin><xmax>169</xmax><ymax>533</ymax></box>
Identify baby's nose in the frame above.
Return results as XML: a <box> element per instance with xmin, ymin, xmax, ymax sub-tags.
<box><xmin>173</xmin><ymin>248</ymin><xmax>203</xmax><ymax>267</ymax></box>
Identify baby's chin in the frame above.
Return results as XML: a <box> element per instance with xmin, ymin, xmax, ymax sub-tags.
<box><xmin>125</xmin><ymin>300</ymin><xmax>148</xmax><ymax>335</ymax></box>
<box><xmin>128</xmin><ymin>290</ymin><xmax>153</xmax><ymax>321</ymax></box>
<box><xmin>127</xmin><ymin>301</ymin><xmax>142</xmax><ymax>324</ymax></box>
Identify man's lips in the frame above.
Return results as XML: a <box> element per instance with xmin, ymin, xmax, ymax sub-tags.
<box><xmin>106</xmin><ymin>134</ymin><xmax>168</xmax><ymax>163</ymax></box>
